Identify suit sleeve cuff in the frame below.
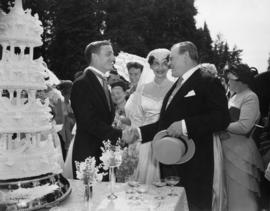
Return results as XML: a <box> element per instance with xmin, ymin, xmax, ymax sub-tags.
<box><xmin>137</xmin><ymin>127</ymin><xmax>142</xmax><ymax>142</ymax></box>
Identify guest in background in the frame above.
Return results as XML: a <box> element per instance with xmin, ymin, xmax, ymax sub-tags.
<box><xmin>111</xmin><ymin>80</ymin><xmax>128</xmax><ymax>116</ymax></box>
<box><xmin>107</xmin><ymin>69</ymin><xmax>121</xmax><ymax>85</ymax></box>
<box><xmin>46</xmin><ymin>85</ymin><xmax>67</xmax><ymax>160</ymax></box>
<box><xmin>111</xmin><ymin>80</ymin><xmax>128</xmax><ymax>129</ymax></box>
<box><xmin>255</xmin><ymin>71</ymin><xmax>270</xmax><ymax>126</ymax></box>
<box><xmin>63</xmin><ymin>72</ymin><xmax>85</xmax><ymax>179</ymax></box>
<box><xmin>254</xmin><ymin>70</ymin><xmax>270</xmax><ymax>210</ymax></box>
<box><xmin>222</xmin><ymin>64</ymin><xmax>263</xmax><ymax>211</ymax></box>
<box><xmin>107</xmin><ymin>68</ymin><xmax>129</xmax><ymax>87</ymax></box>
<box><xmin>36</xmin><ymin>85</ymin><xmax>66</xmax><ymax>160</ymax></box>
<box><xmin>56</xmin><ymin>80</ymin><xmax>75</xmax><ymax>152</ymax></box>
<box><xmin>126</xmin><ymin>62</ymin><xmax>143</xmax><ymax>95</ymax></box>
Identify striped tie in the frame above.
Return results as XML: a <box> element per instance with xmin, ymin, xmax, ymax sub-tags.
<box><xmin>166</xmin><ymin>77</ymin><xmax>183</xmax><ymax>109</ymax></box>
<box><xmin>95</xmin><ymin>73</ymin><xmax>111</xmax><ymax>111</ymax></box>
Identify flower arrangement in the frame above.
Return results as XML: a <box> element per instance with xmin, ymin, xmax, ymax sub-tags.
<box><xmin>75</xmin><ymin>156</ymin><xmax>105</xmax><ymax>201</ymax></box>
<box><xmin>100</xmin><ymin>140</ymin><xmax>124</xmax><ymax>170</ymax></box>
<box><xmin>100</xmin><ymin>139</ymin><xmax>125</xmax><ymax>199</ymax></box>
<box><xmin>116</xmin><ymin>147</ymin><xmax>139</xmax><ymax>182</ymax></box>
<box><xmin>75</xmin><ymin>156</ymin><xmax>104</xmax><ymax>185</ymax></box>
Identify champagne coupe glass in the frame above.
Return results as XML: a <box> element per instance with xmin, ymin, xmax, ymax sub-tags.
<box><xmin>152</xmin><ymin>179</ymin><xmax>166</xmax><ymax>200</ymax></box>
<box><xmin>127</xmin><ymin>175</ymin><xmax>140</xmax><ymax>200</ymax></box>
<box><xmin>165</xmin><ymin>176</ymin><xmax>180</xmax><ymax>196</ymax></box>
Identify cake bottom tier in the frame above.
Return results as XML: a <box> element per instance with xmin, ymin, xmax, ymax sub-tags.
<box><xmin>0</xmin><ymin>138</ymin><xmax>63</xmax><ymax>180</ymax></box>
<box><xmin>0</xmin><ymin>173</ymin><xmax>71</xmax><ymax>211</ymax></box>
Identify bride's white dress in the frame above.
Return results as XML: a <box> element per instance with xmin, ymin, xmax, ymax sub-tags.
<box><xmin>125</xmin><ymin>79</ymin><xmax>173</xmax><ymax>184</ymax></box>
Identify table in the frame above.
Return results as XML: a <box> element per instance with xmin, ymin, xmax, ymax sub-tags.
<box><xmin>49</xmin><ymin>180</ymin><xmax>189</xmax><ymax>211</ymax></box>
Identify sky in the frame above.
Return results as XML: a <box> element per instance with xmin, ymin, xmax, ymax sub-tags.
<box><xmin>195</xmin><ymin>0</ymin><xmax>270</xmax><ymax>72</ymax></box>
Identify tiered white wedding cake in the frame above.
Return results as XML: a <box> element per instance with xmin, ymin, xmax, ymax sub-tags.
<box><xmin>0</xmin><ymin>0</ymin><xmax>71</xmax><ymax>209</ymax></box>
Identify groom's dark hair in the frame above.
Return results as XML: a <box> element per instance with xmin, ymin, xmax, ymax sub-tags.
<box><xmin>84</xmin><ymin>40</ymin><xmax>111</xmax><ymax>65</ymax></box>
<box><xmin>177</xmin><ymin>41</ymin><xmax>199</xmax><ymax>63</ymax></box>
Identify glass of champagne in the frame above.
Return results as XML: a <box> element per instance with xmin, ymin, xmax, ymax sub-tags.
<box><xmin>165</xmin><ymin>176</ymin><xmax>180</xmax><ymax>196</ymax></box>
<box><xmin>152</xmin><ymin>179</ymin><xmax>166</xmax><ymax>200</ymax></box>
<box><xmin>127</xmin><ymin>175</ymin><xmax>140</xmax><ymax>200</ymax></box>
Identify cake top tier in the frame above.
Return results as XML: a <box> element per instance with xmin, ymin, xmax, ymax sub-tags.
<box><xmin>0</xmin><ymin>0</ymin><xmax>43</xmax><ymax>46</ymax></box>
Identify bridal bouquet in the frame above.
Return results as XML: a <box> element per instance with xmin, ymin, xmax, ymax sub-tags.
<box><xmin>75</xmin><ymin>157</ymin><xmax>104</xmax><ymax>184</ymax></box>
<box><xmin>100</xmin><ymin>140</ymin><xmax>124</xmax><ymax>170</ymax></box>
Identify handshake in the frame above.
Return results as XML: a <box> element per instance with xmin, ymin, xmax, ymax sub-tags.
<box><xmin>122</xmin><ymin>127</ymin><xmax>140</xmax><ymax>145</ymax></box>
<box><xmin>117</xmin><ymin>116</ymin><xmax>140</xmax><ymax>145</ymax></box>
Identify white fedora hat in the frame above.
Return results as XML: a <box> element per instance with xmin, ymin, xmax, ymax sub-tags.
<box><xmin>153</xmin><ymin>130</ymin><xmax>195</xmax><ymax>165</ymax></box>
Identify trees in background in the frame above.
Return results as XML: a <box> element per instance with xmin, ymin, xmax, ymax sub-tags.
<box><xmin>0</xmin><ymin>0</ymin><xmax>243</xmax><ymax>80</ymax></box>
<box><xmin>212</xmin><ymin>34</ymin><xmax>242</xmax><ymax>74</ymax></box>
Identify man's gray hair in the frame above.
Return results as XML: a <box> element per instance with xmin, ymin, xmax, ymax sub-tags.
<box><xmin>175</xmin><ymin>41</ymin><xmax>199</xmax><ymax>62</ymax></box>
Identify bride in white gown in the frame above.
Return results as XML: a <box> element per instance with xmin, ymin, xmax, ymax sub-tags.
<box><xmin>125</xmin><ymin>48</ymin><xmax>174</xmax><ymax>184</ymax></box>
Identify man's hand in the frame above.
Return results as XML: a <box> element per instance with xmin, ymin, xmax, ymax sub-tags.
<box><xmin>122</xmin><ymin>127</ymin><xmax>139</xmax><ymax>144</ymax></box>
<box><xmin>117</xmin><ymin>116</ymin><xmax>131</xmax><ymax>129</ymax></box>
<box><xmin>265</xmin><ymin>162</ymin><xmax>270</xmax><ymax>181</ymax></box>
<box><xmin>167</xmin><ymin>121</ymin><xmax>183</xmax><ymax>137</ymax></box>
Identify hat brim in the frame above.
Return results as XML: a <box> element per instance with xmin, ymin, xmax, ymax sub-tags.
<box><xmin>153</xmin><ymin>130</ymin><xmax>195</xmax><ymax>165</ymax></box>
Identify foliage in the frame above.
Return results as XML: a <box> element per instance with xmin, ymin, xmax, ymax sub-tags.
<box><xmin>212</xmin><ymin>34</ymin><xmax>243</xmax><ymax>74</ymax></box>
<box><xmin>0</xmin><ymin>0</ymin><xmax>243</xmax><ymax>79</ymax></box>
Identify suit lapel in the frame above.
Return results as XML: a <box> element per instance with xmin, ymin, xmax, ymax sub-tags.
<box><xmin>161</xmin><ymin>68</ymin><xmax>201</xmax><ymax>114</ymax></box>
<box><xmin>84</xmin><ymin>68</ymin><xmax>111</xmax><ymax>113</ymax></box>
<box><xmin>160</xmin><ymin>79</ymin><xmax>178</xmax><ymax>114</ymax></box>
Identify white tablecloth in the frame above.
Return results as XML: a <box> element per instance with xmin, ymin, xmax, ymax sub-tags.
<box><xmin>49</xmin><ymin>180</ymin><xmax>189</xmax><ymax>211</ymax></box>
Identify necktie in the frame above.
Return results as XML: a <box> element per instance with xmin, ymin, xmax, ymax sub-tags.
<box><xmin>166</xmin><ymin>77</ymin><xmax>183</xmax><ymax>109</ymax></box>
<box><xmin>95</xmin><ymin>73</ymin><xmax>111</xmax><ymax>111</ymax></box>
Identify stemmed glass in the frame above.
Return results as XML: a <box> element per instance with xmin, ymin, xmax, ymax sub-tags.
<box><xmin>127</xmin><ymin>175</ymin><xmax>140</xmax><ymax>200</ymax></box>
<box><xmin>107</xmin><ymin>156</ymin><xmax>122</xmax><ymax>200</ymax></box>
<box><xmin>136</xmin><ymin>185</ymin><xmax>148</xmax><ymax>201</ymax></box>
<box><xmin>165</xmin><ymin>176</ymin><xmax>180</xmax><ymax>196</ymax></box>
<box><xmin>152</xmin><ymin>179</ymin><xmax>166</xmax><ymax>200</ymax></box>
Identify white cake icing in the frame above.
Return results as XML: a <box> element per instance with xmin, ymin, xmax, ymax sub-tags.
<box><xmin>0</xmin><ymin>55</ymin><xmax>47</xmax><ymax>90</ymax></box>
<box><xmin>0</xmin><ymin>0</ymin><xmax>63</xmax><ymax>181</ymax></box>
<box><xmin>0</xmin><ymin>135</ymin><xmax>63</xmax><ymax>180</ymax></box>
<box><xmin>0</xmin><ymin>97</ymin><xmax>52</xmax><ymax>133</ymax></box>
<box><xmin>0</xmin><ymin>0</ymin><xmax>43</xmax><ymax>46</ymax></box>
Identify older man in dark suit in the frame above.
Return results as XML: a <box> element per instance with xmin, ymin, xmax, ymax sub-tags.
<box><xmin>124</xmin><ymin>41</ymin><xmax>230</xmax><ymax>210</ymax></box>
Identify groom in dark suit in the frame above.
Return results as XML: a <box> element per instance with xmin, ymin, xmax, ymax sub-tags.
<box><xmin>71</xmin><ymin>40</ymin><xmax>123</xmax><ymax>178</ymax></box>
<box><xmin>125</xmin><ymin>41</ymin><xmax>230</xmax><ymax>210</ymax></box>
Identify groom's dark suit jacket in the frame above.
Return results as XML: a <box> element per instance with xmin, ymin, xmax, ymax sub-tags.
<box><xmin>140</xmin><ymin>68</ymin><xmax>230</xmax><ymax>209</ymax></box>
<box><xmin>71</xmin><ymin>68</ymin><xmax>122</xmax><ymax>177</ymax></box>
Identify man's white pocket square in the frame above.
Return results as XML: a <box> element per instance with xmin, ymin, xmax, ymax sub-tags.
<box><xmin>184</xmin><ymin>90</ymin><xmax>196</xmax><ymax>97</ymax></box>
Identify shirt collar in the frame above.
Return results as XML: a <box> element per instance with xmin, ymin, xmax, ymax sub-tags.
<box><xmin>181</xmin><ymin>64</ymin><xmax>200</xmax><ymax>83</ymax></box>
<box><xmin>85</xmin><ymin>66</ymin><xmax>106</xmax><ymax>78</ymax></box>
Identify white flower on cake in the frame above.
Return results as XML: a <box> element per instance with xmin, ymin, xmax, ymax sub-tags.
<box><xmin>100</xmin><ymin>140</ymin><xmax>124</xmax><ymax>170</ymax></box>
